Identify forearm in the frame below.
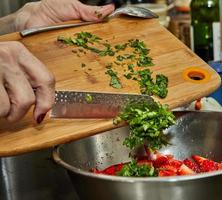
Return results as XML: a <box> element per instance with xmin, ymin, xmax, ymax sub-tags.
<box><xmin>0</xmin><ymin>13</ymin><xmax>17</xmax><ymax>35</ymax></box>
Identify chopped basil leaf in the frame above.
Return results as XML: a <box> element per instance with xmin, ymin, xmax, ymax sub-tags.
<box><xmin>117</xmin><ymin>160</ymin><xmax>157</xmax><ymax>177</ymax></box>
<box><xmin>106</xmin><ymin>69</ymin><xmax>122</xmax><ymax>89</ymax></box>
<box><xmin>85</xmin><ymin>94</ymin><xmax>93</xmax><ymax>103</ymax></box>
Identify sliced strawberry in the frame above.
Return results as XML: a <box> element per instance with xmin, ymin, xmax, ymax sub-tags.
<box><xmin>192</xmin><ymin>155</ymin><xmax>218</xmax><ymax>172</ymax></box>
<box><xmin>195</xmin><ymin>99</ymin><xmax>201</xmax><ymax>110</ymax></box>
<box><xmin>137</xmin><ymin>159</ymin><xmax>153</xmax><ymax>167</ymax></box>
<box><xmin>170</xmin><ymin>159</ymin><xmax>183</xmax><ymax>168</ymax></box>
<box><xmin>178</xmin><ymin>164</ymin><xmax>196</xmax><ymax>175</ymax></box>
<box><xmin>200</xmin><ymin>160</ymin><xmax>219</xmax><ymax>172</ymax></box>
<box><xmin>149</xmin><ymin>151</ymin><xmax>158</xmax><ymax>161</ymax></box>
<box><xmin>153</xmin><ymin>155</ymin><xmax>169</xmax><ymax>168</ymax></box>
<box><xmin>183</xmin><ymin>159</ymin><xmax>200</xmax><ymax>173</ymax></box>
<box><xmin>91</xmin><ymin>168</ymin><xmax>101</xmax><ymax>174</ymax></box>
<box><xmin>115</xmin><ymin>163</ymin><xmax>124</xmax><ymax>172</ymax></box>
<box><xmin>166</xmin><ymin>154</ymin><xmax>174</xmax><ymax>160</ymax></box>
<box><xmin>192</xmin><ymin>155</ymin><xmax>206</xmax><ymax>164</ymax></box>
<box><xmin>102</xmin><ymin>163</ymin><xmax>124</xmax><ymax>175</ymax></box>
<box><xmin>158</xmin><ymin>164</ymin><xmax>178</xmax><ymax>174</ymax></box>
<box><xmin>159</xmin><ymin>170</ymin><xmax>177</xmax><ymax>177</ymax></box>
<box><xmin>218</xmin><ymin>163</ymin><xmax>222</xmax><ymax>170</ymax></box>
<box><xmin>155</xmin><ymin>156</ymin><xmax>182</xmax><ymax>175</ymax></box>
<box><xmin>102</xmin><ymin>166</ymin><xmax>116</xmax><ymax>175</ymax></box>
<box><xmin>155</xmin><ymin>152</ymin><xmax>174</xmax><ymax>160</ymax></box>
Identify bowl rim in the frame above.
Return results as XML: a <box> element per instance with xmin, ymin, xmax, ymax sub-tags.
<box><xmin>53</xmin><ymin>145</ymin><xmax>222</xmax><ymax>183</ymax></box>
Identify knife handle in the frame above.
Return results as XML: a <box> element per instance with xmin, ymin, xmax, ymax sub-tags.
<box><xmin>20</xmin><ymin>21</ymin><xmax>97</xmax><ymax>37</ymax></box>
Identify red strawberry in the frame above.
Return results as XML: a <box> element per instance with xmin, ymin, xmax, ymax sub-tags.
<box><xmin>155</xmin><ymin>152</ymin><xmax>174</xmax><ymax>160</ymax></box>
<box><xmin>195</xmin><ymin>99</ymin><xmax>202</xmax><ymax>110</ymax></box>
<box><xmin>192</xmin><ymin>155</ymin><xmax>206</xmax><ymax>164</ymax></box>
<box><xmin>159</xmin><ymin>170</ymin><xmax>177</xmax><ymax>177</ymax></box>
<box><xmin>91</xmin><ymin>168</ymin><xmax>101</xmax><ymax>174</ymax></box>
<box><xmin>192</xmin><ymin>155</ymin><xmax>218</xmax><ymax>172</ymax></box>
<box><xmin>156</xmin><ymin>157</ymin><xmax>182</xmax><ymax>174</ymax></box>
<box><xmin>115</xmin><ymin>163</ymin><xmax>124</xmax><ymax>172</ymax></box>
<box><xmin>102</xmin><ymin>163</ymin><xmax>124</xmax><ymax>175</ymax></box>
<box><xmin>170</xmin><ymin>159</ymin><xmax>183</xmax><ymax>168</ymax></box>
<box><xmin>153</xmin><ymin>155</ymin><xmax>169</xmax><ymax>168</ymax></box>
<box><xmin>137</xmin><ymin>159</ymin><xmax>153</xmax><ymax>167</ymax></box>
<box><xmin>183</xmin><ymin>159</ymin><xmax>200</xmax><ymax>173</ymax></box>
<box><xmin>102</xmin><ymin>165</ymin><xmax>116</xmax><ymax>175</ymax></box>
<box><xmin>178</xmin><ymin>164</ymin><xmax>196</xmax><ymax>175</ymax></box>
<box><xmin>218</xmin><ymin>163</ymin><xmax>222</xmax><ymax>170</ymax></box>
<box><xmin>201</xmin><ymin>160</ymin><xmax>219</xmax><ymax>172</ymax></box>
<box><xmin>158</xmin><ymin>164</ymin><xmax>178</xmax><ymax>174</ymax></box>
<box><xmin>166</xmin><ymin>154</ymin><xmax>174</xmax><ymax>160</ymax></box>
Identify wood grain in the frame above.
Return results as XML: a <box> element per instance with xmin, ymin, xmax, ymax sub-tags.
<box><xmin>0</xmin><ymin>18</ymin><xmax>220</xmax><ymax>157</ymax></box>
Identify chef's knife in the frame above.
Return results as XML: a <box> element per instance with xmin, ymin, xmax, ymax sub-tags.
<box><xmin>50</xmin><ymin>90</ymin><xmax>155</xmax><ymax>119</ymax></box>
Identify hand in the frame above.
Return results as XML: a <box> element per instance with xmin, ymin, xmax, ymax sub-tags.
<box><xmin>0</xmin><ymin>41</ymin><xmax>55</xmax><ymax>123</ymax></box>
<box><xmin>15</xmin><ymin>0</ymin><xmax>115</xmax><ymax>31</ymax></box>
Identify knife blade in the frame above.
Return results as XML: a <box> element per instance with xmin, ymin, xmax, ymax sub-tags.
<box><xmin>20</xmin><ymin>21</ymin><xmax>97</xmax><ymax>37</ymax></box>
<box><xmin>50</xmin><ymin>90</ymin><xmax>155</xmax><ymax>119</ymax></box>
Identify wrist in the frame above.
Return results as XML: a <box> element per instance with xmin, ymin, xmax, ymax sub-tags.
<box><xmin>14</xmin><ymin>2</ymin><xmax>41</xmax><ymax>31</ymax></box>
<box><xmin>0</xmin><ymin>13</ymin><xmax>17</xmax><ymax>35</ymax></box>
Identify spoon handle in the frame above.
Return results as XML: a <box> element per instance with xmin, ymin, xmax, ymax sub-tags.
<box><xmin>20</xmin><ymin>21</ymin><xmax>99</xmax><ymax>37</ymax></box>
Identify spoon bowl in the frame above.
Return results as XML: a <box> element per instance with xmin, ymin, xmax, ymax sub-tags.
<box><xmin>108</xmin><ymin>6</ymin><xmax>159</xmax><ymax>19</ymax></box>
<box><xmin>20</xmin><ymin>6</ymin><xmax>158</xmax><ymax>37</ymax></box>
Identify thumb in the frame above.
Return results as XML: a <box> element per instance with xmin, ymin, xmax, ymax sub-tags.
<box><xmin>77</xmin><ymin>3</ymin><xmax>115</xmax><ymax>21</ymax></box>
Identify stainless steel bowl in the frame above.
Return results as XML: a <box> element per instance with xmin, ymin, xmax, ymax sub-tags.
<box><xmin>53</xmin><ymin>111</ymin><xmax>222</xmax><ymax>200</ymax></box>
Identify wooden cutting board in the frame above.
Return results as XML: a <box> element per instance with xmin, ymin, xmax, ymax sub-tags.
<box><xmin>0</xmin><ymin>18</ymin><xmax>220</xmax><ymax>157</ymax></box>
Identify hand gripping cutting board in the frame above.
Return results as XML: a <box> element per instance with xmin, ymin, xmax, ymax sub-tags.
<box><xmin>0</xmin><ymin>18</ymin><xmax>220</xmax><ymax>156</ymax></box>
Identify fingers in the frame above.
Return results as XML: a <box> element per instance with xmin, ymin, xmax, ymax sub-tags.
<box><xmin>33</xmin><ymin>82</ymin><xmax>55</xmax><ymax>123</ymax></box>
<box><xmin>76</xmin><ymin>2</ymin><xmax>115</xmax><ymax>21</ymax></box>
<box><xmin>0</xmin><ymin>42</ymin><xmax>36</xmax><ymax>122</ymax></box>
<box><xmin>14</xmin><ymin>0</ymin><xmax>115</xmax><ymax>30</ymax></box>
<box><xmin>17</xmin><ymin>44</ymin><xmax>55</xmax><ymax>122</ymax></box>
<box><xmin>4</xmin><ymin>67</ymin><xmax>36</xmax><ymax>123</ymax></box>
<box><xmin>0</xmin><ymin>83</ymin><xmax>10</xmax><ymax>118</ymax></box>
<box><xmin>0</xmin><ymin>41</ymin><xmax>55</xmax><ymax>123</ymax></box>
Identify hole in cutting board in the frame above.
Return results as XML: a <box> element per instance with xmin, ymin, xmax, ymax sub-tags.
<box><xmin>188</xmin><ymin>71</ymin><xmax>205</xmax><ymax>80</ymax></box>
<box><xmin>182</xmin><ymin>67</ymin><xmax>210</xmax><ymax>83</ymax></box>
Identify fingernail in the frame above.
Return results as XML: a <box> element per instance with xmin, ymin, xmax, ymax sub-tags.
<box><xmin>37</xmin><ymin>113</ymin><xmax>46</xmax><ymax>124</ymax></box>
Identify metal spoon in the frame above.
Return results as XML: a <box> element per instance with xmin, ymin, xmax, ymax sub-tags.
<box><xmin>20</xmin><ymin>6</ymin><xmax>158</xmax><ymax>37</ymax></box>
<box><xmin>108</xmin><ymin>6</ymin><xmax>158</xmax><ymax>19</ymax></box>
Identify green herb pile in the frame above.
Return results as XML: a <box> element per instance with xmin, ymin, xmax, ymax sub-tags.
<box><xmin>57</xmin><ymin>32</ymin><xmax>168</xmax><ymax>98</ymax></box>
<box><xmin>114</xmin><ymin>100</ymin><xmax>176</xmax><ymax>150</ymax></box>
<box><xmin>117</xmin><ymin>160</ymin><xmax>156</xmax><ymax>177</ymax></box>
<box><xmin>137</xmin><ymin>70</ymin><xmax>168</xmax><ymax>98</ymax></box>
